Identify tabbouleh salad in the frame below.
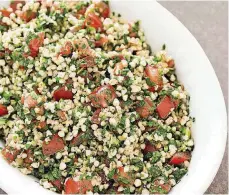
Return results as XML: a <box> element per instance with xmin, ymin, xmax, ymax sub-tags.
<box><xmin>0</xmin><ymin>0</ymin><xmax>194</xmax><ymax>194</ymax></box>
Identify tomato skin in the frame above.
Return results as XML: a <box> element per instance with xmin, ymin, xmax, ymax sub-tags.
<box><xmin>145</xmin><ymin>65</ymin><xmax>163</xmax><ymax>86</ymax></box>
<box><xmin>71</xmin><ymin>132</ymin><xmax>84</xmax><ymax>146</ymax></box>
<box><xmin>95</xmin><ymin>1</ymin><xmax>110</xmax><ymax>18</ymax></box>
<box><xmin>143</xmin><ymin>142</ymin><xmax>156</xmax><ymax>154</ymax></box>
<box><xmin>64</xmin><ymin>178</ymin><xmax>93</xmax><ymax>194</ymax></box>
<box><xmin>148</xmin><ymin>85</ymin><xmax>163</xmax><ymax>93</ymax></box>
<box><xmin>53</xmin><ymin>86</ymin><xmax>73</xmax><ymax>101</ymax></box>
<box><xmin>136</xmin><ymin>98</ymin><xmax>154</xmax><ymax>118</ymax></box>
<box><xmin>91</xmin><ymin>109</ymin><xmax>101</xmax><ymax>124</ymax></box>
<box><xmin>0</xmin><ymin>9</ymin><xmax>12</xmax><ymax>17</ymax></box>
<box><xmin>59</xmin><ymin>41</ymin><xmax>73</xmax><ymax>57</ymax></box>
<box><xmin>80</xmin><ymin>56</ymin><xmax>95</xmax><ymax>68</ymax></box>
<box><xmin>113</xmin><ymin>167</ymin><xmax>134</xmax><ymax>186</ymax></box>
<box><xmin>28</xmin><ymin>32</ymin><xmax>45</xmax><ymax>57</ymax></box>
<box><xmin>51</xmin><ymin>179</ymin><xmax>63</xmax><ymax>191</ymax></box>
<box><xmin>37</xmin><ymin>121</ymin><xmax>47</xmax><ymax>129</ymax></box>
<box><xmin>20</xmin><ymin>10</ymin><xmax>37</xmax><ymax>22</ymax></box>
<box><xmin>167</xmin><ymin>59</ymin><xmax>175</xmax><ymax>68</ymax></box>
<box><xmin>169</xmin><ymin>152</ymin><xmax>190</xmax><ymax>165</ymax></box>
<box><xmin>75</xmin><ymin>5</ymin><xmax>87</xmax><ymax>19</ymax></box>
<box><xmin>85</xmin><ymin>12</ymin><xmax>103</xmax><ymax>30</ymax></box>
<box><xmin>0</xmin><ymin>104</ymin><xmax>8</xmax><ymax>116</ymax></box>
<box><xmin>10</xmin><ymin>1</ymin><xmax>25</xmax><ymax>12</ymax></box>
<box><xmin>42</xmin><ymin>134</ymin><xmax>65</xmax><ymax>156</ymax></box>
<box><xmin>156</xmin><ymin>96</ymin><xmax>175</xmax><ymax>119</ymax></box>
<box><xmin>24</xmin><ymin>149</ymin><xmax>33</xmax><ymax>164</ymax></box>
<box><xmin>95</xmin><ymin>37</ymin><xmax>108</xmax><ymax>47</ymax></box>
<box><xmin>89</xmin><ymin>85</ymin><xmax>116</xmax><ymax>108</ymax></box>
<box><xmin>2</xmin><ymin>147</ymin><xmax>20</xmax><ymax>163</ymax></box>
<box><xmin>153</xmin><ymin>180</ymin><xmax>171</xmax><ymax>194</ymax></box>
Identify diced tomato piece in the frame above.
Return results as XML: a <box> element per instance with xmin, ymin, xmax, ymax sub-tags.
<box><xmin>53</xmin><ymin>86</ymin><xmax>73</xmax><ymax>101</ymax></box>
<box><xmin>80</xmin><ymin>56</ymin><xmax>95</xmax><ymax>68</ymax></box>
<box><xmin>0</xmin><ymin>9</ymin><xmax>12</xmax><ymax>17</ymax></box>
<box><xmin>169</xmin><ymin>152</ymin><xmax>190</xmax><ymax>165</ymax></box>
<box><xmin>136</xmin><ymin>98</ymin><xmax>154</xmax><ymax>118</ymax></box>
<box><xmin>91</xmin><ymin>109</ymin><xmax>101</xmax><ymax>124</ymax></box>
<box><xmin>77</xmin><ymin>7</ymin><xmax>87</xmax><ymax>15</ymax></box>
<box><xmin>64</xmin><ymin>178</ymin><xmax>93</xmax><ymax>194</ymax></box>
<box><xmin>89</xmin><ymin>85</ymin><xmax>116</xmax><ymax>108</ymax></box>
<box><xmin>143</xmin><ymin>142</ymin><xmax>156</xmax><ymax>154</ymax></box>
<box><xmin>42</xmin><ymin>134</ymin><xmax>65</xmax><ymax>156</ymax></box>
<box><xmin>153</xmin><ymin>180</ymin><xmax>171</xmax><ymax>194</ymax></box>
<box><xmin>58</xmin><ymin>41</ymin><xmax>73</xmax><ymax>57</ymax></box>
<box><xmin>145</xmin><ymin>65</ymin><xmax>163</xmax><ymax>86</ymax></box>
<box><xmin>111</xmin><ymin>55</ymin><xmax>124</xmax><ymax>61</ymax></box>
<box><xmin>74</xmin><ymin>5</ymin><xmax>87</xmax><ymax>19</ymax></box>
<box><xmin>19</xmin><ymin>66</ymin><xmax>25</xmax><ymax>71</ymax></box>
<box><xmin>148</xmin><ymin>85</ymin><xmax>163</xmax><ymax>93</ymax></box>
<box><xmin>28</xmin><ymin>32</ymin><xmax>45</xmax><ymax>57</ymax></box>
<box><xmin>0</xmin><ymin>104</ymin><xmax>8</xmax><ymax>116</ymax></box>
<box><xmin>37</xmin><ymin>121</ymin><xmax>46</xmax><ymax>129</ymax></box>
<box><xmin>71</xmin><ymin>132</ymin><xmax>84</xmax><ymax>146</ymax></box>
<box><xmin>57</xmin><ymin>110</ymin><xmax>67</xmax><ymax>121</ymax></box>
<box><xmin>20</xmin><ymin>10</ymin><xmax>37</xmax><ymax>22</ymax></box>
<box><xmin>85</xmin><ymin>12</ymin><xmax>103</xmax><ymax>30</ymax></box>
<box><xmin>156</xmin><ymin>96</ymin><xmax>175</xmax><ymax>119</ymax></box>
<box><xmin>95</xmin><ymin>37</ymin><xmax>108</xmax><ymax>47</ymax></box>
<box><xmin>24</xmin><ymin>149</ymin><xmax>33</xmax><ymax>164</ymax></box>
<box><xmin>10</xmin><ymin>1</ymin><xmax>25</xmax><ymax>12</ymax></box>
<box><xmin>1</xmin><ymin>147</ymin><xmax>20</xmax><ymax>163</ymax></box>
<box><xmin>94</xmin><ymin>1</ymin><xmax>110</xmax><ymax>18</ymax></box>
<box><xmin>113</xmin><ymin>167</ymin><xmax>134</xmax><ymax>186</ymax></box>
<box><xmin>51</xmin><ymin>179</ymin><xmax>63</xmax><ymax>191</ymax></box>
<box><xmin>21</xmin><ymin>95</ymin><xmax>37</xmax><ymax>109</ymax></box>
<box><xmin>167</xmin><ymin>59</ymin><xmax>175</xmax><ymax>68</ymax></box>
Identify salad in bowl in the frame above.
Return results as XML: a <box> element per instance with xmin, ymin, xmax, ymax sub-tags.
<box><xmin>0</xmin><ymin>0</ymin><xmax>194</xmax><ymax>194</ymax></box>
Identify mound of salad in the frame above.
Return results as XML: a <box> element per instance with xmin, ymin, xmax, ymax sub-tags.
<box><xmin>0</xmin><ymin>0</ymin><xmax>194</xmax><ymax>194</ymax></box>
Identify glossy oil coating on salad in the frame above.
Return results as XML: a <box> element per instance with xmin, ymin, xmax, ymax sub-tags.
<box><xmin>0</xmin><ymin>0</ymin><xmax>194</xmax><ymax>194</ymax></box>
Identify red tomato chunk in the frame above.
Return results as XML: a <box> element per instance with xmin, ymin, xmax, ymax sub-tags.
<box><xmin>136</xmin><ymin>98</ymin><xmax>154</xmax><ymax>118</ymax></box>
<box><xmin>156</xmin><ymin>96</ymin><xmax>175</xmax><ymax>119</ymax></box>
<box><xmin>0</xmin><ymin>104</ymin><xmax>8</xmax><ymax>116</ymax></box>
<box><xmin>143</xmin><ymin>142</ymin><xmax>157</xmax><ymax>154</ymax></box>
<box><xmin>53</xmin><ymin>86</ymin><xmax>73</xmax><ymax>101</ymax></box>
<box><xmin>85</xmin><ymin>12</ymin><xmax>103</xmax><ymax>30</ymax></box>
<box><xmin>145</xmin><ymin>65</ymin><xmax>163</xmax><ymax>86</ymax></box>
<box><xmin>65</xmin><ymin>178</ymin><xmax>93</xmax><ymax>194</ymax></box>
<box><xmin>42</xmin><ymin>134</ymin><xmax>65</xmax><ymax>156</ymax></box>
<box><xmin>89</xmin><ymin>85</ymin><xmax>116</xmax><ymax>108</ymax></box>
<box><xmin>2</xmin><ymin>147</ymin><xmax>20</xmax><ymax>163</ymax></box>
<box><xmin>169</xmin><ymin>152</ymin><xmax>190</xmax><ymax>165</ymax></box>
<box><xmin>29</xmin><ymin>32</ymin><xmax>45</xmax><ymax>57</ymax></box>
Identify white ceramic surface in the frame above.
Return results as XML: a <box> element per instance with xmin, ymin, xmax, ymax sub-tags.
<box><xmin>0</xmin><ymin>1</ymin><xmax>227</xmax><ymax>195</ymax></box>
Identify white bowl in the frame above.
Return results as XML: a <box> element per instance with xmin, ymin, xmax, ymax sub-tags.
<box><xmin>0</xmin><ymin>1</ymin><xmax>227</xmax><ymax>195</ymax></box>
